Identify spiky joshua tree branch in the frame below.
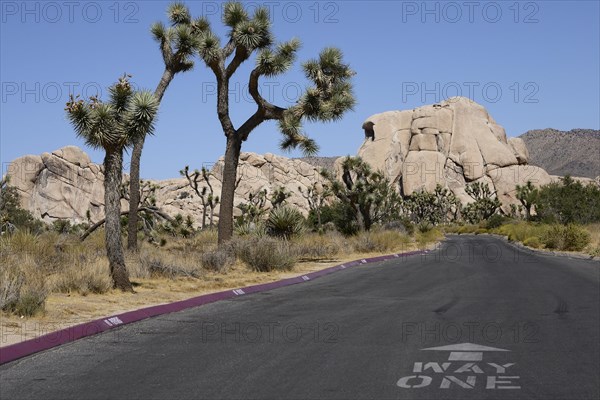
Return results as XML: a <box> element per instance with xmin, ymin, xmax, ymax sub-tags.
<box><xmin>191</xmin><ymin>1</ymin><xmax>355</xmax><ymax>243</ymax></box>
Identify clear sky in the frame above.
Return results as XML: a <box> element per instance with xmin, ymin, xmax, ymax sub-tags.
<box><xmin>1</xmin><ymin>0</ymin><xmax>599</xmax><ymax>179</ymax></box>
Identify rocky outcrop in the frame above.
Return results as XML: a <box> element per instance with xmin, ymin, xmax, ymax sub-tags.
<box><xmin>359</xmin><ymin>97</ymin><xmax>552</xmax><ymax>210</ymax></box>
<box><xmin>4</xmin><ymin>146</ymin><xmax>325</xmax><ymax>226</ymax></box>
<box><xmin>6</xmin><ymin>146</ymin><xmax>106</xmax><ymax>223</ymax></box>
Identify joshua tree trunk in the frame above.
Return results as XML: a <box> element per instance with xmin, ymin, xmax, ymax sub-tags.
<box><xmin>128</xmin><ymin>68</ymin><xmax>174</xmax><ymax>251</ymax></box>
<box><xmin>217</xmin><ymin>134</ymin><xmax>242</xmax><ymax>244</ymax></box>
<box><xmin>104</xmin><ymin>149</ymin><xmax>133</xmax><ymax>292</ymax></box>
<box><xmin>201</xmin><ymin>204</ymin><xmax>207</xmax><ymax>230</ymax></box>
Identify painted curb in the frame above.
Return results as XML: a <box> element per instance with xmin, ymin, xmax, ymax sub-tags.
<box><xmin>0</xmin><ymin>249</ymin><xmax>427</xmax><ymax>365</ymax></box>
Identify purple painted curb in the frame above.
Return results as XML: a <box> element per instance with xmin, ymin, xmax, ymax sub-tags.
<box><xmin>0</xmin><ymin>249</ymin><xmax>427</xmax><ymax>365</ymax></box>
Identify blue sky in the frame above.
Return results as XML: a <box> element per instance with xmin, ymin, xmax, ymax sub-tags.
<box><xmin>1</xmin><ymin>0</ymin><xmax>599</xmax><ymax>179</ymax></box>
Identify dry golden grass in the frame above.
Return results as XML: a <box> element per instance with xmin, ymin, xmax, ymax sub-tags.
<box><xmin>584</xmin><ymin>223</ymin><xmax>600</xmax><ymax>256</ymax></box>
<box><xmin>0</xmin><ymin>228</ymin><xmax>439</xmax><ymax>347</ymax></box>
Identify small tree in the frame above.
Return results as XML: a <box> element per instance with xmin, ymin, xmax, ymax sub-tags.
<box><xmin>0</xmin><ymin>177</ymin><xmax>44</xmax><ymax>234</ymax></box>
<box><xmin>128</xmin><ymin>2</ymin><xmax>203</xmax><ymax>250</ymax></box>
<box><xmin>66</xmin><ymin>75</ymin><xmax>158</xmax><ymax>291</ymax></box>
<box><xmin>181</xmin><ymin>166</ymin><xmax>220</xmax><ymax>229</ymax></box>
<box><xmin>192</xmin><ymin>2</ymin><xmax>355</xmax><ymax>243</ymax></box>
<box><xmin>236</xmin><ymin>188</ymin><xmax>268</xmax><ymax>225</ymax></box>
<box><xmin>322</xmin><ymin>157</ymin><xmax>402</xmax><ymax>231</ymax></box>
<box><xmin>270</xmin><ymin>186</ymin><xmax>292</xmax><ymax>209</ymax></box>
<box><xmin>462</xmin><ymin>181</ymin><xmax>501</xmax><ymax>224</ymax></box>
<box><xmin>515</xmin><ymin>180</ymin><xmax>538</xmax><ymax>220</ymax></box>
<box><xmin>299</xmin><ymin>181</ymin><xmax>331</xmax><ymax>232</ymax></box>
<box><xmin>405</xmin><ymin>184</ymin><xmax>460</xmax><ymax>226</ymax></box>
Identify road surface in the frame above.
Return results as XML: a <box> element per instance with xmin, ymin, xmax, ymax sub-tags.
<box><xmin>1</xmin><ymin>235</ymin><xmax>599</xmax><ymax>399</ymax></box>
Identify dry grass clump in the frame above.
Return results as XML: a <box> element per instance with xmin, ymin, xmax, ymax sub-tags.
<box><xmin>201</xmin><ymin>248</ymin><xmax>236</xmax><ymax>272</ymax></box>
<box><xmin>292</xmin><ymin>232</ymin><xmax>343</xmax><ymax>261</ymax></box>
<box><xmin>1</xmin><ymin>229</ymin><xmax>111</xmax><ymax>315</ymax></box>
<box><xmin>134</xmin><ymin>247</ymin><xmax>204</xmax><ymax>279</ymax></box>
<box><xmin>352</xmin><ymin>230</ymin><xmax>413</xmax><ymax>253</ymax></box>
<box><xmin>237</xmin><ymin>236</ymin><xmax>297</xmax><ymax>272</ymax></box>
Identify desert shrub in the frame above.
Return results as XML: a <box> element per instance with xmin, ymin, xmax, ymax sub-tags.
<box><xmin>542</xmin><ymin>224</ymin><xmax>591</xmax><ymax>251</ymax></box>
<box><xmin>51</xmin><ymin>261</ymin><xmax>112</xmax><ymax>295</ymax></box>
<box><xmin>292</xmin><ymin>232</ymin><xmax>341</xmax><ymax>260</ymax></box>
<box><xmin>12</xmin><ymin>285</ymin><xmax>47</xmax><ymax>316</ymax></box>
<box><xmin>0</xmin><ymin>265</ymin><xmax>24</xmax><ymax>311</ymax></box>
<box><xmin>201</xmin><ymin>249</ymin><xmax>234</xmax><ymax>272</ymax></box>
<box><xmin>234</xmin><ymin>221</ymin><xmax>267</xmax><ymax>237</ymax></box>
<box><xmin>185</xmin><ymin>229</ymin><xmax>218</xmax><ymax>251</ymax></box>
<box><xmin>0</xmin><ymin>180</ymin><xmax>45</xmax><ymax>234</ymax></box>
<box><xmin>382</xmin><ymin>218</ymin><xmax>415</xmax><ymax>235</ymax></box>
<box><xmin>485</xmin><ymin>214</ymin><xmax>508</xmax><ymax>229</ymax></box>
<box><xmin>523</xmin><ymin>237</ymin><xmax>541</xmax><ymax>249</ymax></box>
<box><xmin>535</xmin><ymin>177</ymin><xmax>600</xmax><ymax>224</ymax></box>
<box><xmin>0</xmin><ymin>260</ymin><xmax>47</xmax><ymax>317</ymax></box>
<box><xmin>417</xmin><ymin>221</ymin><xmax>434</xmax><ymax>233</ymax></box>
<box><xmin>457</xmin><ymin>225</ymin><xmax>478</xmax><ymax>235</ymax></box>
<box><xmin>266</xmin><ymin>206</ymin><xmax>305</xmax><ymax>239</ymax></box>
<box><xmin>416</xmin><ymin>228</ymin><xmax>443</xmax><ymax>248</ymax></box>
<box><xmin>238</xmin><ymin>237</ymin><xmax>296</xmax><ymax>272</ymax></box>
<box><xmin>317</xmin><ymin>201</ymin><xmax>360</xmax><ymax>236</ymax></box>
<box><xmin>494</xmin><ymin>222</ymin><xmax>545</xmax><ymax>243</ymax></box>
<box><xmin>137</xmin><ymin>248</ymin><xmax>203</xmax><ymax>279</ymax></box>
<box><xmin>352</xmin><ymin>230</ymin><xmax>411</xmax><ymax>253</ymax></box>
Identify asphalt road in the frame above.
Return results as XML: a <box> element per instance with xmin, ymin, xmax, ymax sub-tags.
<box><xmin>1</xmin><ymin>235</ymin><xmax>599</xmax><ymax>400</ymax></box>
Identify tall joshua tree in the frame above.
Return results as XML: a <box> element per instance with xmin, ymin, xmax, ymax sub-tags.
<box><xmin>194</xmin><ymin>2</ymin><xmax>355</xmax><ymax>244</ymax></box>
<box><xmin>66</xmin><ymin>75</ymin><xmax>159</xmax><ymax>291</ymax></box>
<box><xmin>128</xmin><ymin>2</ymin><xmax>206</xmax><ymax>250</ymax></box>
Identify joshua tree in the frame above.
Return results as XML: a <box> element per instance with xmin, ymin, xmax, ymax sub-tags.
<box><xmin>322</xmin><ymin>157</ymin><xmax>401</xmax><ymax>231</ymax></box>
<box><xmin>193</xmin><ymin>2</ymin><xmax>355</xmax><ymax>243</ymax></box>
<box><xmin>299</xmin><ymin>181</ymin><xmax>331</xmax><ymax>232</ymax></box>
<box><xmin>180</xmin><ymin>165</ymin><xmax>220</xmax><ymax>229</ymax></box>
<box><xmin>270</xmin><ymin>186</ymin><xmax>292</xmax><ymax>209</ymax></box>
<box><xmin>515</xmin><ymin>180</ymin><xmax>538</xmax><ymax>220</ymax></box>
<box><xmin>66</xmin><ymin>75</ymin><xmax>158</xmax><ymax>291</ymax></box>
<box><xmin>462</xmin><ymin>181</ymin><xmax>501</xmax><ymax>223</ymax></box>
<box><xmin>128</xmin><ymin>2</ymin><xmax>204</xmax><ymax>251</ymax></box>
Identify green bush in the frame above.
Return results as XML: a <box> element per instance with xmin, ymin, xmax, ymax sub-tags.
<box><xmin>266</xmin><ymin>206</ymin><xmax>305</xmax><ymax>239</ymax></box>
<box><xmin>535</xmin><ymin>177</ymin><xmax>600</xmax><ymax>224</ymax></box>
<box><xmin>0</xmin><ymin>181</ymin><xmax>45</xmax><ymax>234</ymax></box>
<box><xmin>523</xmin><ymin>236</ymin><xmax>541</xmax><ymax>249</ymax></box>
<box><xmin>485</xmin><ymin>214</ymin><xmax>508</xmax><ymax>229</ymax></box>
<box><xmin>238</xmin><ymin>237</ymin><xmax>297</xmax><ymax>272</ymax></box>
<box><xmin>316</xmin><ymin>201</ymin><xmax>359</xmax><ymax>236</ymax></box>
<box><xmin>542</xmin><ymin>224</ymin><xmax>591</xmax><ymax>251</ymax></box>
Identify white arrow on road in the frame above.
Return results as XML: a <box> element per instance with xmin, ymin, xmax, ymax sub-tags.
<box><xmin>421</xmin><ymin>343</ymin><xmax>510</xmax><ymax>361</ymax></box>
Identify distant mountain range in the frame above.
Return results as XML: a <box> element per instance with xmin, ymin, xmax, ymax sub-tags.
<box><xmin>519</xmin><ymin>129</ymin><xmax>600</xmax><ymax>178</ymax></box>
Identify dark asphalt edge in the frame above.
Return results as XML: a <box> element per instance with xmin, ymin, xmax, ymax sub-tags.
<box><xmin>0</xmin><ymin>249</ymin><xmax>428</xmax><ymax>365</ymax></box>
<box><xmin>448</xmin><ymin>233</ymin><xmax>600</xmax><ymax>263</ymax></box>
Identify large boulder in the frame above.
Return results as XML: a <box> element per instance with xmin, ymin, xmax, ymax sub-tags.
<box><xmin>359</xmin><ymin>97</ymin><xmax>555</xmax><ymax>209</ymax></box>
<box><xmin>5</xmin><ymin>148</ymin><xmax>105</xmax><ymax>223</ymax></box>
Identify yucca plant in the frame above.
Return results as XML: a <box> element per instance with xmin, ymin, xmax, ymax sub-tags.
<box><xmin>128</xmin><ymin>2</ymin><xmax>206</xmax><ymax>251</ymax></box>
<box><xmin>188</xmin><ymin>1</ymin><xmax>355</xmax><ymax>244</ymax></box>
<box><xmin>65</xmin><ymin>75</ymin><xmax>159</xmax><ymax>291</ymax></box>
<box><xmin>266</xmin><ymin>206</ymin><xmax>306</xmax><ymax>239</ymax></box>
